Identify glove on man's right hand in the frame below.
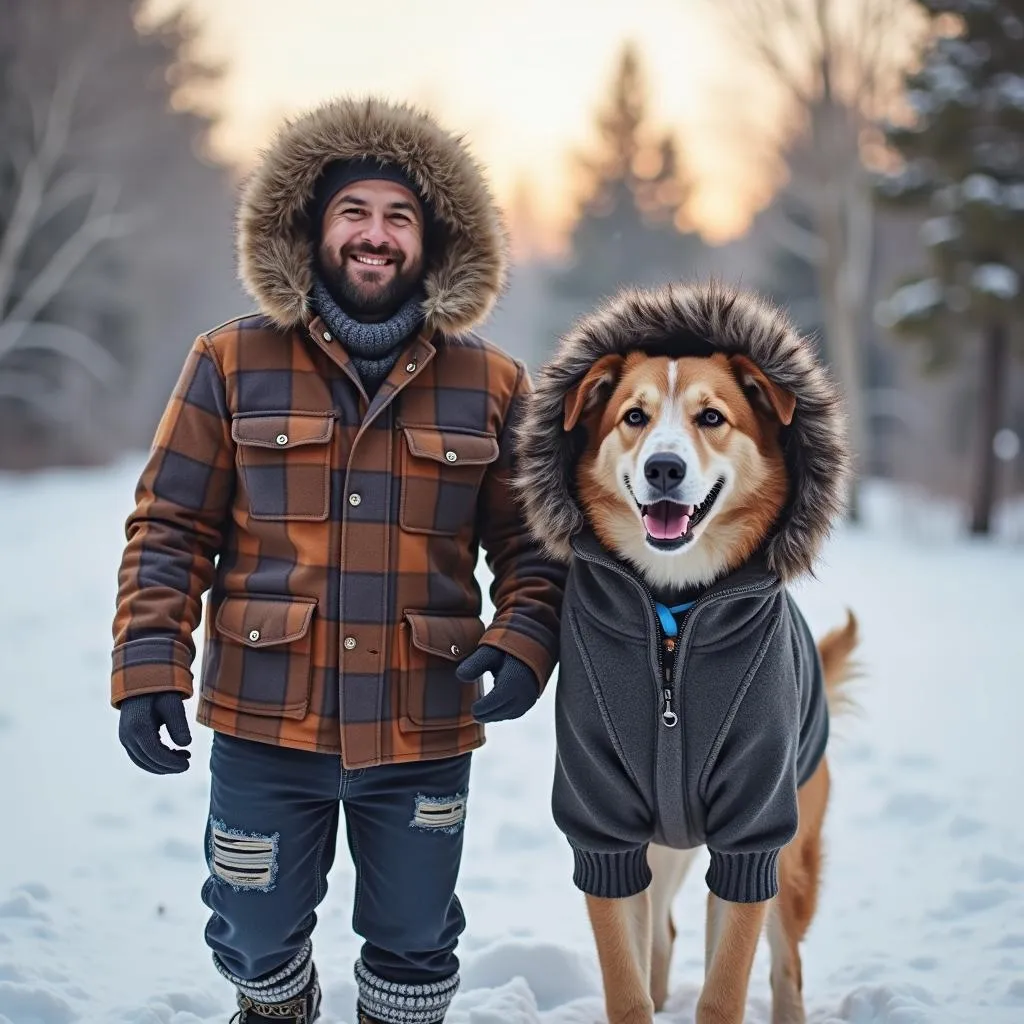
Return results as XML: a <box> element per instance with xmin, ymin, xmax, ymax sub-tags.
<box><xmin>118</xmin><ymin>692</ymin><xmax>192</xmax><ymax>775</ymax></box>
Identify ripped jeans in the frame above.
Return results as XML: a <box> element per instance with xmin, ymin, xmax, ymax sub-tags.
<box><xmin>202</xmin><ymin>732</ymin><xmax>470</xmax><ymax>1012</ymax></box>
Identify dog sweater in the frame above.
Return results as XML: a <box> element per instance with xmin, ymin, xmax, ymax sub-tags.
<box><xmin>552</xmin><ymin>529</ymin><xmax>829</xmax><ymax>904</ymax></box>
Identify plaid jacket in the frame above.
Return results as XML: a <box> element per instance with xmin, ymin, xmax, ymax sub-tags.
<box><xmin>110</xmin><ymin>98</ymin><xmax>565</xmax><ymax>766</ymax></box>
<box><xmin>111</xmin><ymin>314</ymin><xmax>564</xmax><ymax>765</ymax></box>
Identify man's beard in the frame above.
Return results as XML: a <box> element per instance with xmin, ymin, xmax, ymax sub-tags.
<box><xmin>317</xmin><ymin>241</ymin><xmax>424</xmax><ymax>319</ymax></box>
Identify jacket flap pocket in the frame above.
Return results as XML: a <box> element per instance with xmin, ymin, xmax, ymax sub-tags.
<box><xmin>231</xmin><ymin>413</ymin><xmax>334</xmax><ymax>449</ymax></box>
<box><xmin>402</xmin><ymin>426</ymin><xmax>499</xmax><ymax>467</ymax></box>
<box><xmin>215</xmin><ymin>595</ymin><xmax>317</xmax><ymax>647</ymax></box>
<box><xmin>405</xmin><ymin>613</ymin><xmax>486</xmax><ymax>661</ymax></box>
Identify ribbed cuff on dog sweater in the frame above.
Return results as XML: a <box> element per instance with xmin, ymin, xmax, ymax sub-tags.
<box><xmin>571</xmin><ymin>844</ymin><xmax>652</xmax><ymax>898</ymax></box>
<box><xmin>706</xmin><ymin>848</ymin><xmax>780</xmax><ymax>903</ymax></box>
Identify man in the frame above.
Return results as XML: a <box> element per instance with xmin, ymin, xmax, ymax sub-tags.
<box><xmin>111</xmin><ymin>97</ymin><xmax>564</xmax><ymax>1024</ymax></box>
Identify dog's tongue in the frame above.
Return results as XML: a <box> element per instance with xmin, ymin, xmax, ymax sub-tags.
<box><xmin>643</xmin><ymin>501</ymin><xmax>691</xmax><ymax>540</ymax></box>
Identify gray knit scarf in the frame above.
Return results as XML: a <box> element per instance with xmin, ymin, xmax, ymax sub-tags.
<box><xmin>310</xmin><ymin>276</ymin><xmax>425</xmax><ymax>394</ymax></box>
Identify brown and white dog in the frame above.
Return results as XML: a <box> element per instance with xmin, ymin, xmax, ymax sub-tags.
<box><xmin>516</xmin><ymin>282</ymin><xmax>858</xmax><ymax>1024</ymax></box>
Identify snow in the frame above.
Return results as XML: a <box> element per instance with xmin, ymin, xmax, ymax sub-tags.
<box><xmin>960</xmin><ymin>173</ymin><xmax>1002</xmax><ymax>204</ymax></box>
<box><xmin>919</xmin><ymin>215</ymin><xmax>960</xmax><ymax>248</ymax></box>
<box><xmin>971</xmin><ymin>263</ymin><xmax>1020</xmax><ymax>299</ymax></box>
<box><xmin>2</xmin><ymin>463</ymin><xmax>1024</xmax><ymax>1024</ymax></box>
<box><xmin>876</xmin><ymin>278</ymin><xmax>943</xmax><ymax>327</ymax></box>
<box><xmin>995</xmin><ymin>74</ymin><xmax>1024</xmax><ymax>111</ymax></box>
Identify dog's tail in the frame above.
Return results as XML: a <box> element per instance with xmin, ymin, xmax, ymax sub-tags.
<box><xmin>817</xmin><ymin>610</ymin><xmax>860</xmax><ymax>716</ymax></box>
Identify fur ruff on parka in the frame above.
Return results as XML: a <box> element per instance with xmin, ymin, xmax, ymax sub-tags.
<box><xmin>236</xmin><ymin>96</ymin><xmax>509</xmax><ymax>337</ymax></box>
<box><xmin>514</xmin><ymin>280</ymin><xmax>851</xmax><ymax>583</ymax></box>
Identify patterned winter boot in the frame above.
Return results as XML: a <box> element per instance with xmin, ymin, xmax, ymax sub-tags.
<box><xmin>353</xmin><ymin>959</ymin><xmax>456</xmax><ymax>1024</ymax></box>
<box><xmin>229</xmin><ymin>964</ymin><xmax>321</xmax><ymax>1022</ymax></box>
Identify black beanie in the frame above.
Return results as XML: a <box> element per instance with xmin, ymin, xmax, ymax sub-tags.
<box><xmin>309</xmin><ymin>159</ymin><xmax>431</xmax><ymax>236</ymax></box>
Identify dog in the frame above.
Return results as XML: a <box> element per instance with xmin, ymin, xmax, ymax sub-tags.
<box><xmin>516</xmin><ymin>282</ymin><xmax>857</xmax><ymax>1024</ymax></box>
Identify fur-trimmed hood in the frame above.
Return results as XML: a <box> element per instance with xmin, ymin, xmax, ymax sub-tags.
<box><xmin>237</xmin><ymin>97</ymin><xmax>508</xmax><ymax>336</ymax></box>
<box><xmin>515</xmin><ymin>281</ymin><xmax>851</xmax><ymax>583</ymax></box>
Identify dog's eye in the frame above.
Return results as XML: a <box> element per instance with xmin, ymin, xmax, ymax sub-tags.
<box><xmin>624</xmin><ymin>408</ymin><xmax>647</xmax><ymax>427</ymax></box>
<box><xmin>698</xmin><ymin>408</ymin><xmax>724</xmax><ymax>427</ymax></box>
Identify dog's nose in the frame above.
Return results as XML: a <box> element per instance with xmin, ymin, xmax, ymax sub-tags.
<box><xmin>644</xmin><ymin>453</ymin><xmax>686</xmax><ymax>496</ymax></box>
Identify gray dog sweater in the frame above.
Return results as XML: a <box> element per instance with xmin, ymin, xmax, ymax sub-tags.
<box><xmin>552</xmin><ymin>529</ymin><xmax>828</xmax><ymax>905</ymax></box>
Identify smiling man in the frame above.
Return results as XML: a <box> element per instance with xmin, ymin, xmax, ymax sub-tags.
<box><xmin>310</xmin><ymin>163</ymin><xmax>429</xmax><ymax>366</ymax></box>
<box><xmin>110</xmin><ymin>98</ymin><xmax>565</xmax><ymax>1023</ymax></box>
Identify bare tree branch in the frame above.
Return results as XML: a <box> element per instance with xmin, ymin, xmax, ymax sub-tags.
<box><xmin>0</xmin><ymin>55</ymin><xmax>90</xmax><ymax>314</ymax></box>
<box><xmin>764</xmin><ymin>207</ymin><xmax>828</xmax><ymax>265</ymax></box>
<box><xmin>3</xmin><ymin>178</ymin><xmax>140</xmax><ymax>341</ymax></box>
<box><xmin>0</xmin><ymin>320</ymin><xmax>122</xmax><ymax>383</ymax></box>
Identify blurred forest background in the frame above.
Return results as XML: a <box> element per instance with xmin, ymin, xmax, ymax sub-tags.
<box><xmin>1</xmin><ymin>0</ymin><xmax>1022</xmax><ymax>536</ymax></box>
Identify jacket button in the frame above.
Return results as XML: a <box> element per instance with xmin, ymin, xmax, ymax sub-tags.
<box><xmin>450</xmin><ymin>643</ymin><xmax>461</xmax><ymax>657</ymax></box>
<box><xmin>348</xmin><ymin>493</ymin><xmax>361</xmax><ymax>507</ymax></box>
<box><xmin>323</xmin><ymin>330</ymin><xmax>332</xmax><ymax>342</ymax></box>
<box><xmin>248</xmin><ymin>629</ymin><xmax>261</xmax><ymax>642</ymax></box>
<box><xmin>405</xmin><ymin>361</ymin><xmax>416</xmax><ymax>372</ymax></box>
<box><xmin>344</xmin><ymin>636</ymin><xmax>357</xmax><ymax>650</ymax></box>
<box><xmin>445</xmin><ymin>450</ymin><xmax>458</xmax><ymax>462</ymax></box>
<box><xmin>275</xmin><ymin>433</ymin><xmax>288</xmax><ymax>445</ymax></box>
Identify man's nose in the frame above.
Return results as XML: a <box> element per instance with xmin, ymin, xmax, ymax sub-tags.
<box><xmin>358</xmin><ymin>214</ymin><xmax>391</xmax><ymax>248</ymax></box>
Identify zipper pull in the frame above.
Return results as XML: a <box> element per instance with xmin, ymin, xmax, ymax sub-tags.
<box><xmin>662</xmin><ymin>686</ymin><xmax>678</xmax><ymax>728</ymax></box>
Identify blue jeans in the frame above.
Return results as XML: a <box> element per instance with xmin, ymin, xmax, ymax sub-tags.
<box><xmin>202</xmin><ymin>732</ymin><xmax>471</xmax><ymax>1002</ymax></box>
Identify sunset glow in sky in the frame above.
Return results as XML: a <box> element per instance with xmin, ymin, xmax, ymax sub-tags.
<box><xmin>147</xmin><ymin>0</ymin><xmax>784</xmax><ymax>250</ymax></box>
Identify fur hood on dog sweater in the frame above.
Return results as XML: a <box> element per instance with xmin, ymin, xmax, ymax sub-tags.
<box><xmin>514</xmin><ymin>280</ymin><xmax>851</xmax><ymax>582</ymax></box>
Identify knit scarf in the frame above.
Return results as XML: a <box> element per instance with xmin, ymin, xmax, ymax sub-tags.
<box><xmin>310</xmin><ymin>276</ymin><xmax>425</xmax><ymax>395</ymax></box>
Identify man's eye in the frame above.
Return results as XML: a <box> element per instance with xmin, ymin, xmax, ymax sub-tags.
<box><xmin>624</xmin><ymin>408</ymin><xmax>647</xmax><ymax>427</ymax></box>
<box><xmin>698</xmin><ymin>408</ymin><xmax>725</xmax><ymax>427</ymax></box>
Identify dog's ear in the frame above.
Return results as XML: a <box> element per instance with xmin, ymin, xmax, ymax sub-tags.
<box><xmin>563</xmin><ymin>355</ymin><xmax>624</xmax><ymax>431</ymax></box>
<box><xmin>729</xmin><ymin>355</ymin><xmax>796</xmax><ymax>426</ymax></box>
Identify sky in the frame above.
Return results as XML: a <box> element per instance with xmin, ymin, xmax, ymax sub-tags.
<box><xmin>144</xmin><ymin>0</ymin><xmax>783</xmax><ymax>250</ymax></box>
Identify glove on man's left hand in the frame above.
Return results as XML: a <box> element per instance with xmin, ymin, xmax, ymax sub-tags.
<box><xmin>455</xmin><ymin>645</ymin><xmax>540</xmax><ymax>723</ymax></box>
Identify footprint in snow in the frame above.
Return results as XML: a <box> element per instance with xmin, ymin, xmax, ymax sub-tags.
<box><xmin>0</xmin><ymin>983</ymin><xmax>77</xmax><ymax>1024</ymax></box>
<box><xmin>977</xmin><ymin>855</ymin><xmax>1024</xmax><ymax>884</ymax></box>
<box><xmin>0</xmin><ymin>893</ymin><xmax>50</xmax><ymax>923</ymax></box>
<box><xmin>11</xmin><ymin>884</ymin><xmax>49</xmax><ymax>902</ymax></box>
<box><xmin>881</xmin><ymin>791</ymin><xmax>948</xmax><ymax>825</ymax></box>
<box><xmin>160</xmin><ymin>838</ymin><xmax>198</xmax><ymax>862</ymax></box>
<box><xmin>930</xmin><ymin>887</ymin><xmax>1014</xmax><ymax>920</ymax></box>
<box><xmin>948</xmin><ymin>814</ymin><xmax>987</xmax><ymax>838</ymax></box>
<box><xmin>460</xmin><ymin>940</ymin><xmax>599</xmax><ymax>1012</ymax></box>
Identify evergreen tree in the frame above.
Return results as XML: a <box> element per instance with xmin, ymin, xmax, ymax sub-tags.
<box><xmin>877</xmin><ymin>1</ymin><xmax>1024</xmax><ymax>533</ymax></box>
<box><xmin>546</xmin><ymin>44</ymin><xmax>707</xmax><ymax>342</ymax></box>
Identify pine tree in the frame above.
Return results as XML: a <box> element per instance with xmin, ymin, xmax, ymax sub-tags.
<box><xmin>546</xmin><ymin>44</ymin><xmax>707</xmax><ymax>341</ymax></box>
<box><xmin>877</xmin><ymin>1</ymin><xmax>1024</xmax><ymax>534</ymax></box>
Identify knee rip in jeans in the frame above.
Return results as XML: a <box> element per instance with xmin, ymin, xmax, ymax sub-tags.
<box><xmin>410</xmin><ymin>792</ymin><xmax>467</xmax><ymax>834</ymax></box>
<box><xmin>208</xmin><ymin>817</ymin><xmax>279</xmax><ymax>892</ymax></box>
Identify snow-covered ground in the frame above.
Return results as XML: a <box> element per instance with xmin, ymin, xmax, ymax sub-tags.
<box><xmin>1</xmin><ymin>462</ymin><xmax>1022</xmax><ymax>1024</ymax></box>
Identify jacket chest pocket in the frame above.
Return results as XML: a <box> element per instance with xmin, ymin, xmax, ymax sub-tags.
<box><xmin>232</xmin><ymin>413</ymin><xmax>334</xmax><ymax>521</ymax></box>
<box><xmin>399</xmin><ymin>426</ymin><xmax>499</xmax><ymax>535</ymax></box>
<box><xmin>204</xmin><ymin>595</ymin><xmax>318</xmax><ymax>719</ymax></box>
<box><xmin>398</xmin><ymin>612</ymin><xmax>486</xmax><ymax>731</ymax></box>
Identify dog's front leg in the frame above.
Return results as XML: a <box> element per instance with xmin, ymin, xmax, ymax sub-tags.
<box><xmin>697</xmin><ymin>894</ymin><xmax>768</xmax><ymax>1024</ymax></box>
<box><xmin>586</xmin><ymin>891</ymin><xmax>655</xmax><ymax>1024</ymax></box>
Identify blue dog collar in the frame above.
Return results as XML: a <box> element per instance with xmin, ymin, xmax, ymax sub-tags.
<box><xmin>654</xmin><ymin>600</ymin><xmax>696</xmax><ymax>637</ymax></box>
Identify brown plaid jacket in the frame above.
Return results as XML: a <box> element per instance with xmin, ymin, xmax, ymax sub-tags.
<box><xmin>111</xmin><ymin>315</ymin><xmax>564</xmax><ymax>765</ymax></box>
<box><xmin>110</xmin><ymin>98</ymin><xmax>565</xmax><ymax>767</ymax></box>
